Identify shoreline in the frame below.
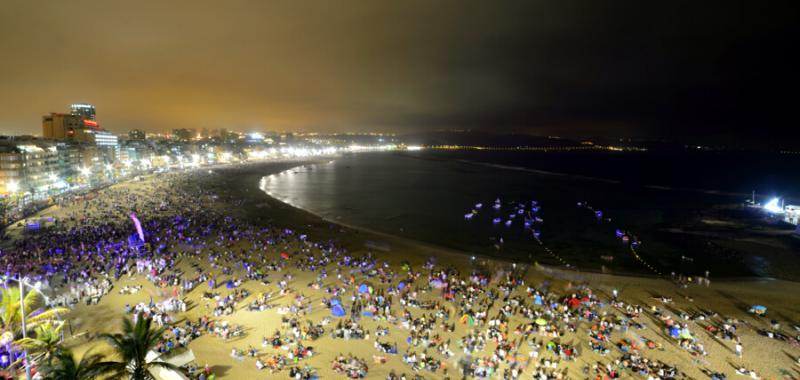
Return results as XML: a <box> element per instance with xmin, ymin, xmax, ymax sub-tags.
<box><xmin>253</xmin><ymin>161</ymin><xmax>796</xmax><ymax>285</ymax></box>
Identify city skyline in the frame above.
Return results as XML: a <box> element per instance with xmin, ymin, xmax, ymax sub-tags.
<box><xmin>1</xmin><ymin>1</ymin><xmax>798</xmax><ymax>147</ymax></box>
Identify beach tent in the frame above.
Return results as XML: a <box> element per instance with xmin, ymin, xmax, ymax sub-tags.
<box><xmin>226</xmin><ymin>280</ymin><xmax>235</xmax><ymax>289</ymax></box>
<box><xmin>358</xmin><ymin>284</ymin><xmax>371</xmax><ymax>294</ymax></box>
<box><xmin>397</xmin><ymin>281</ymin><xmax>406</xmax><ymax>290</ymax></box>
<box><xmin>330</xmin><ymin>298</ymin><xmax>342</xmax><ymax>306</ymax></box>
<box><xmin>669</xmin><ymin>327</ymin><xmax>680</xmax><ymax>338</ymax></box>
<box><xmin>534</xmin><ymin>295</ymin><xmax>543</xmax><ymax>305</ymax></box>
<box><xmin>331</xmin><ymin>305</ymin><xmax>346</xmax><ymax>317</ymax></box>
<box><xmin>751</xmin><ymin>305</ymin><xmax>767</xmax><ymax>315</ymax></box>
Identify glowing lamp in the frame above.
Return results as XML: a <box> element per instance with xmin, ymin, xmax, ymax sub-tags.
<box><xmin>764</xmin><ymin>198</ymin><xmax>784</xmax><ymax>214</ymax></box>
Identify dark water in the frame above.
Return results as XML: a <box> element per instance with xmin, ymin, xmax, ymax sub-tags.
<box><xmin>261</xmin><ymin>150</ymin><xmax>800</xmax><ymax>278</ymax></box>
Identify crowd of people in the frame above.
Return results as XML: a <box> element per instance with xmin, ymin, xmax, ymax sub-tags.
<box><xmin>1</xmin><ymin>166</ymin><xmax>795</xmax><ymax>380</ymax></box>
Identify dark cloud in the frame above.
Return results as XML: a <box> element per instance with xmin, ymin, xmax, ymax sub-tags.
<box><xmin>0</xmin><ymin>0</ymin><xmax>797</xmax><ymax>145</ymax></box>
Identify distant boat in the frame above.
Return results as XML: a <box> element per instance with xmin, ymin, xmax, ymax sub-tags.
<box><xmin>475</xmin><ymin>203</ymin><xmax>483</xmax><ymax>209</ymax></box>
<box><xmin>464</xmin><ymin>213</ymin><xmax>474</xmax><ymax>220</ymax></box>
<box><xmin>493</xmin><ymin>203</ymin><xmax>502</xmax><ymax>210</ymax></box>
<box><xmin>505</xmin><ymin>220</ymin><xmax>513</xmax><ymax>227</ymax></box>
<box><xmin>517</xmin><ymin>209</ymin><xmax>525</xmax><ymax>215</ymax></box>
<box><xmin>492</xmin><ymin>218</ymin><xmax>502</xmax><ymax>224</ymax></box>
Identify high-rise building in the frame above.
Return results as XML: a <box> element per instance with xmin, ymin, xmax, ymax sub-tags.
<box><xmin>43</xmin><ymin>104</ymin><xmax>119</xmax><ymax>163</ymax></box>
<box><xmin>70</xmin><ymin>103</ymin><xmax>96</xmax><ymax>120</ymax></box>
<box><xmin>129</xmin><ymin>129</ymin><xmax>146</xmax><ymax>141</ymax></box>
<box><xmin>42</xmin><ymin>113</ymin><xmax>84</xmax><ymax>140</ymax></box>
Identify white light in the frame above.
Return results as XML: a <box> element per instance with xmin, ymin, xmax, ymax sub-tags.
<box><xmin>407</xmin><ymin>145</ymin><xmax>423</xmax><ymax>151</ymax></box>
<box><xmin>764</xmin><ymin>198</ymin><xmax>784</xmax><ymax>214</ymax></box>
<box><xmin>7</xmin><ymin>180</ymin><xmax>19</xmax><ymax>193</ymax></box>
<box><xmin>79</xmin><ymin>167</ymin><xmax>91</xmax><ymax>176</ymax></box>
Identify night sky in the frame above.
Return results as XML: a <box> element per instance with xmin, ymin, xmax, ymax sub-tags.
<box><xmin>1</xmin><ymin>1</ymin><xmax>797</xmax><ymax>145</ymax></box>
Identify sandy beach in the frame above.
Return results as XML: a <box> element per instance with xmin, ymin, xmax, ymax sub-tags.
<box><xmin>5</xmin><ymin>160</ymin><xmax>800</xmax><ymax>380</ymax></box>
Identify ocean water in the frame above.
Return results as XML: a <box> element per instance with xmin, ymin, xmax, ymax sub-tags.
<box><xmin>260</xmin><ymin>150</ymin><xmax>800</xmax><ymax>278</ymax></box>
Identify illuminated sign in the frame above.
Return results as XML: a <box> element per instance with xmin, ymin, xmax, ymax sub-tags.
<box><xmin>83</xmin><ymin>119</ymin><xmax>98</xmax><ymax>128</ymax></box>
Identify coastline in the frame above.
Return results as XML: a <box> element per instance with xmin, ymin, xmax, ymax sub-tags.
<box><xmin>251</xmin><ymin>161</ymin><xmax>794</xmax><ymax>285</ymax></box>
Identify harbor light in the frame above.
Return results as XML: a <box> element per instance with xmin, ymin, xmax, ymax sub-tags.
<box><xmin>764</xmin><ymin>197</ymin><xmax>784</xmax><ymax>214</ymax></box>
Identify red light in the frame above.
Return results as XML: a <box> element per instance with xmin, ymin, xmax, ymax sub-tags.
<box><xmin>83</xmin><ymin>119</ymin><xmax>98</xmax><ymax>127</ymax></box>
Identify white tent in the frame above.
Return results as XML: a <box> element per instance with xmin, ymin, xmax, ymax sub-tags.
<box><xmin>145</xmin><ymin>349</ymin><xmax>195</xmax><ymax>380</ymax></box>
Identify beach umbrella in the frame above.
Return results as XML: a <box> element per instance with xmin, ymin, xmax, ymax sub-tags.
<box><xmin>430</xmin><ymin>279</ymin><xmax>446</xmax><ymax>289</ymax></box>
<box><xmin>280</xmin><ymin>252</ymin><xmax>290</xmax><ymax>260</ymax></box>
<box><xmin>397</xmin><ymin>281</ymin><xmax>406</xmax><ymax>290</ymax></box>
<box><xmin>226</xmin><ymin>280</ymin><xmax>235</xmax><ymax>289</ymax></box>
<box><xmin>669</xmin><ymin>327</ymin><xmax>680</xmax><ymax>338</ymax></box>
<box><xmin>358</xmin><ymin>284</ymin><xmax>369</xmax><ymax>294</ymax></box>
<box><xmin>752</xmin><ymin>305</ymin><xmax>767</xmax><ymax>314</ymax></box>
<box><xmin>534</xmin><ymin>295</ymin><xmax>543</xmax><ymax>305</ymax></box>
<box><xmin>331</xmin><ymin>305</ymin><xmax>346</xmax><ymax>317</ymax></box>
<box><xmin>330</xmin><ymin>298</ymin><xmax>342</xmax><ymax>306</ymax></box>
<box><xmin>535</xmin><ymin>318</ymin><xmax>547</xmax><ymax>326</ymax></box>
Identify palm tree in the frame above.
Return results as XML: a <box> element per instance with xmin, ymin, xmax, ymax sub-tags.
<box><xmin>0</xmin><ymin>287</ymin><xmax>68</xmax><ymax>341</ymax></box>
<box><xmin>96</xmin><ymin>314</ymin><xmax>178</xmax><ymax>380</ymax></box>
<box><xmin>38</xmin><ymin>348</ymin><xmax>106</xmax><ymax>380</ymax></box>
<box><xmin>13</xmin><ymin>321</ymin><xmax>65</xmax><ymax>365</ymax></box>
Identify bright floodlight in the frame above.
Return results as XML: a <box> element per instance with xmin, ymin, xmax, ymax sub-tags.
<box><xmin>764</xmin><ymin>198</ymin><xmax>784</xmax><ymax>213</ymax></box>
<box><xmin>79</xmin><ymin>167</ymin><xmax>91</xmax><ymax>176</ymax></box>
<box><xmin>7</xmin><ymin>180</ymin><xmax>19</xmax><ymax>193</ymax></box>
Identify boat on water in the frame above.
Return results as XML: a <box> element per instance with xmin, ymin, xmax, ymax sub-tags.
<box><xmin>493</xmin><ymin>203</ymin><xmax>502</xmax><ymax>210</ymax></box>
<box><xmin>505</xmin><ymin>220</ymin><xmax>513</xmax><ymax>227</ymax></box>
<box><xmin>492</xmin><ymin>218</ymin><xmax>502</xmax><ymax>224</ymax></box>
<box><xmin>464</xmin><ymin>213</ymin><xmax>475</xmax><ymax>220</ymax></box>
<box><xmin>475</xmin><ymin>203</ymin><xmax>483</xmax><ymax>209</ymax></box>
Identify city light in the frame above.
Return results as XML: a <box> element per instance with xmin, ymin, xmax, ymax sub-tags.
<box><xmin>79</xmin><ymin>167</ymin><xmax>91</xmax><ymax>176</ymax></box>
<box><xmin>7</xmin><ymin>180</ymin><xmax>19</xmax><ymax>193</ymax></box>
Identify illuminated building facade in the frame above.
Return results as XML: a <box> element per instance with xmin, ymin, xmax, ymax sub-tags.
<box><xmin>70</xmin><ymin>103</ymin><xmax>96</xmax><ymax>120</ymax></box>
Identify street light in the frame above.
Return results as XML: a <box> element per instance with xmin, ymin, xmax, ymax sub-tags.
<box><xmin>6</xmin><ymin>180</ymin><xmax>19</xmax><ymax>193</ymax></box>
<box><xmin>79</xmin><ymin>167</ymin><xmax>91</xmax><ymax>177</ymax></box>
